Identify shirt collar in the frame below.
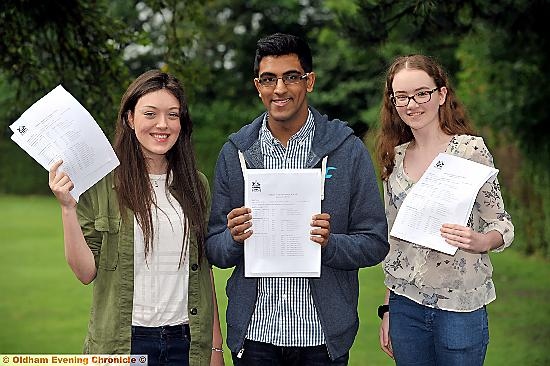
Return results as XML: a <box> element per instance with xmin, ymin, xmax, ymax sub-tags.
<box><xmin>259</xmin><ymin>109</ymin><xmax>314</xmax><ymax>146</ymax></box>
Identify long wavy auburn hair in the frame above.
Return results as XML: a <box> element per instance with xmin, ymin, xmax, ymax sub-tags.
<box><xmin>113</xmin><ymin>70</ymin><xmax>207</xmax><ymax>264</ymax></box>
<box><xmin>376</xmin><ymin>54</ymin><xmax>475</xmax><ymax>181</ymax></box>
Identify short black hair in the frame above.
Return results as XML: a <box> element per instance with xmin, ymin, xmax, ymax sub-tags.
<box><xmin>253</xmin><ymin>33</ymin><xmax>313</xmax><ymax>76</ymax></box>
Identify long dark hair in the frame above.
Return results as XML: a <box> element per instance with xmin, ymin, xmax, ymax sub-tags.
<box><xmin>376</xmin><ymin>54</ymin><xmax>475</xmax><ymax>180</ymax></box>
<box><xmin>113</xmin><ymin>69</ymin><xmax>207</xmax><ymax>263</ymax></box>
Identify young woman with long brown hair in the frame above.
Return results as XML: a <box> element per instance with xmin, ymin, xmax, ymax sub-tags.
<box><xmin>49</xmin><ymin>70</ymin><xmax>224</xmax><ymax>366</ymax></box>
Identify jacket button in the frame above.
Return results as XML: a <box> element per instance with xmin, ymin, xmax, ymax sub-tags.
<box><xmin>191</xmin><ymin>264</ymin><xmax>198</xmax><ymax>271</ymax></box>
<box><xmin>190</xmin><ymin>308</ymin><xmax>198</xmax><ymax>315</ymax></box>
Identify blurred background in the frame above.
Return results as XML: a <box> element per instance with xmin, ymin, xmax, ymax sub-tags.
<box><xmin>2</xmin><ymin>0</ymin><xmax>549</xmax><ymax>256</ymax></box>
<box><xmin>0</xmin><ymin>1</ymin><xmax>548</xmax><ymax>365</ymax></box>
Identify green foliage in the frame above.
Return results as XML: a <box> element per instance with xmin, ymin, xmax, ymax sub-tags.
<box><xmin>459</xmin><ymin>22</ymin><xmax>549</xmax><ymax>163</ymax></box>
<box><xmin>191</xmin><ymin>100</ymin><xmax>263</xmax><ymax>182</ymax></box>
<box><xmin>456</xmin><ymin>28</ymin><xmax>550</xmax><ymax>257</ymax></box>
<box><xmin>0</xmin><ymin>0</ymin><xmax>132</xmax><ymax>137</ymax></box>
<box><xmin>309</xmin><ymin>27</ymin><xmax>384</xmax><ymax>130</ymax></box>
<box><xmin>124</xmin><ymin>0</ymin><xmax>215</xmax><ymax>101</ymax></box>
<box><xmin>0</xmin><ymin>140</ymin><xmax>50</xmax><ymax>195</ymax></box>
<box><xmin>0</xmin><ymin>0</ymin><xmax>548</xmax><ymax>256</ymax></box>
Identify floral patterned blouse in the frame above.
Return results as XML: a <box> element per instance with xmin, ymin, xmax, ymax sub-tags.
<box><xmin>383</xmin><ymin>135</ymin><xmax>514</xmax><ymax>311</ymax></box>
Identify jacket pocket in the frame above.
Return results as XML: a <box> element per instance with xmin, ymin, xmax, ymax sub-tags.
<box><xmin>94</xmin><ymin>216</ymin><xmax>120</xmax><ymax>270</ymax></box>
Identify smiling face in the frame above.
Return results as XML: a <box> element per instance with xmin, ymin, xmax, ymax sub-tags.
<box><xmin>128</xmin><ymin>89</ymin><xmax>181</xmax><ymax>172</ymax></box>
<box><xmin>254</xmin><ymin>54</ymin><xmax>315</xmax><ymax>131</ymax></box>
<box><xmin>391</xmin><ymin>68</ymin><xmax>447</xmax><ymax>133</ymax></box>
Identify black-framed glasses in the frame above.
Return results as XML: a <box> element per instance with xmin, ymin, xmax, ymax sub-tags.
<box><xmin>255</xmin><ymin>72</ymin><xmax>310</xmax><ymax>88</ymax></box>
<box><xmin>391</xmin><ymin>87</ymin><xmax>439</xmax><ymax>107</ymax></box>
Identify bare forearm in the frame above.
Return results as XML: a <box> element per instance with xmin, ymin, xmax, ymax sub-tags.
<box><xmin>209</xmin><ymin>269</ymin><xmax>225</xmax><ymax>365</ymax></box>
<box><xmin>61</xmin><ymin>206</ymin><xmax>96</xmax><ymax>284</ymax></box>
<box><xmin>210</xmin><ymin>269</ymin><xmax>224</xmax><ymax>348</ymax></box>
<box><xmin>486</xmin><ymin>230</ymin><xmax>504</xmax><ymax>250</ymax></box>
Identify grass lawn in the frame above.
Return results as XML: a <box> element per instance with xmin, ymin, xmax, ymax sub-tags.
<box><xmin>0</xmin><ymin>195</ymin><xmax>548</xmax><ymax>365</ymax></box>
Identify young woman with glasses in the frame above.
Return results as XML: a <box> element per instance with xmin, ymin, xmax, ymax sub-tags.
<box><xmin>376</xmin><ymin>54</ymin><xmax>514</xmax><ymax>366</ymax></box>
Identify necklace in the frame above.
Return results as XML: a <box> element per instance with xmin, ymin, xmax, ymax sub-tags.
<box><xmin>149</xmin><ymin>174</ymin><xmax>166</xmax><ymax>188</ymax></box>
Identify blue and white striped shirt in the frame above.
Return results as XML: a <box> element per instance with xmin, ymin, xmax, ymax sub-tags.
<box><xmin>246</xmin><ymin>109</ymin><xmax>326</xmax><ymax>346</ymax></box>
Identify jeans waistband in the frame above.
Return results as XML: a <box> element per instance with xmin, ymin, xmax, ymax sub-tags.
<box><xmin>131</xmin><ymin>323</ymin><xmax>190</xmax><ymax>338</ymax></box>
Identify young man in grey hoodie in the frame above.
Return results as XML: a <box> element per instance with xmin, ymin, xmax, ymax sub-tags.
<box><xmin>206</xmin><ymin>33</ymin><xmax>389</xmax><ymax>365</ymax></box>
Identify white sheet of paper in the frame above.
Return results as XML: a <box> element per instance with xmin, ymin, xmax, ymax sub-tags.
<box><xmin>390</xmin><ymin>153</ymin><xmax>498</xmax><ymax>255</ymax></box>
<box><xmin>9</xmin><ymin>85</ymin><xmax>119</xmax><ymax>202</ymax></box>
<box><xmin>244</xmin><ymin>169</ymin><xmax>322</xmax><ymax>277</ymax></box>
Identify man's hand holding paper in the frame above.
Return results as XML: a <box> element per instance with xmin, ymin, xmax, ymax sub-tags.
<box><xmin>227</xmin><ymin>207</ymin><xmax>331</xmax><ymax>248</ymax></box>
<box><xmin>227</xmin><ymin>206</ymin><xmax>253</xmax><ymax>243</ymax></box>
<box><xmin>310</xmin><ymin>213</ymin><xmax>331</xmax><ymax>247</ymax></box>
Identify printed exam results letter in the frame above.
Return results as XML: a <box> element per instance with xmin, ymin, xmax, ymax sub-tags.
<box><xmin>9</xmin><ymin>85</ymin><xmax>119</xmax><ymax>201</ymax></box>
<box><xmin>244</xmin><ymin>169</ymin><xmax>322</xmax><ymax>277</ymax></box>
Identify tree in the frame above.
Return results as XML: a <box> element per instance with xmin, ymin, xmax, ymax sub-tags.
<box><xmin>341</xmin><ymin>0</ymin><xmax>550</xmax><ymax>163</ymax></box>
<box><xmin>0</xmin><ymin>0</ymin><xmax>132</xmax><ymax>136</ymax></box>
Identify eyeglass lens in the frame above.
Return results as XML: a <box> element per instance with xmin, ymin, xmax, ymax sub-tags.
<box><xmin>392</xmin><ymin>88</ymin><xmax>438</xmax><ymax>107</ymax></box>
<box><xmin>258</xmin><ymin>73</ymin><xmax>307</xmax><ymax>87</ymax></box>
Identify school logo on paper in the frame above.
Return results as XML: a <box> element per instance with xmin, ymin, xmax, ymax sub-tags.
<box><xmin>251</xmin><ymin>181</ymin><xmax>261</xmax><ymax>192</ymax></box>
<box><xmin>17</xmin><ymin>125</ymin><xmax>28</xmax><ymax>135</ymax></box>
<box><xmin>435</xmin><ymin>160</ymin><xmax>444</xmax><ymax>169</ymax></box>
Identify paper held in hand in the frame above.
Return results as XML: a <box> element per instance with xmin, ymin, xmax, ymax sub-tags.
<box><xmin>9</xmin><ymin>85</ymin><xmax>119</xmax><ymax>202</ymax></box>
<box><xmin>389</xmin><ymin>153</ymin><xmax>498</xmax><ymax>255</ymax></box>
<box><xmin>243</xmin><ymin>168</ymin><xmax>322</xmax><ymax>277</ymax></box>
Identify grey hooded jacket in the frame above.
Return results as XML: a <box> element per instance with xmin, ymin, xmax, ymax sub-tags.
<box><xmin>206</xmin><ymin>106</ymin><xmax>389</xmax><ymax>360</ymax></box>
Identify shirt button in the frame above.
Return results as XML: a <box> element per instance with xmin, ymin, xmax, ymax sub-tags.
<box><xmin>190</xmin><ymin>308</ymin><xmax>198</xmax><ymax>315</ymax></box>
<box><xmin>191</xmin><ymin>264</ymin><xmax>198</xmax><ymax>271</ymax></box>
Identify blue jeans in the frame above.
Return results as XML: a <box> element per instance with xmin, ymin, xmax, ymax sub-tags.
<box><xmin>231</xmin><ymin>339</ymin><xmax>349</xmax><ymax>366</ymax></box>
<box><xmin>130</xmin><ymin>324</ymin><xmax>190</xmax><ymax>366</ymax></box>
<box><xmin>389</xmin><ymin>292</ymin><xmax>489</xmax><ymax>366</ymax></box>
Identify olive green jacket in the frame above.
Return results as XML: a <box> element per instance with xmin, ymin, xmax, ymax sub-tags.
<box><xmin>77</xmin><ymin>172</ymin><xmax>213</xmax><ymax>365</ymax></box>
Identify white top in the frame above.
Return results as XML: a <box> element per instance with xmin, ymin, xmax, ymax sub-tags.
<box><xmin>132</xmin><ymin>173</ymin><xmax>190</xmax><ymax>326</ymax></box>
